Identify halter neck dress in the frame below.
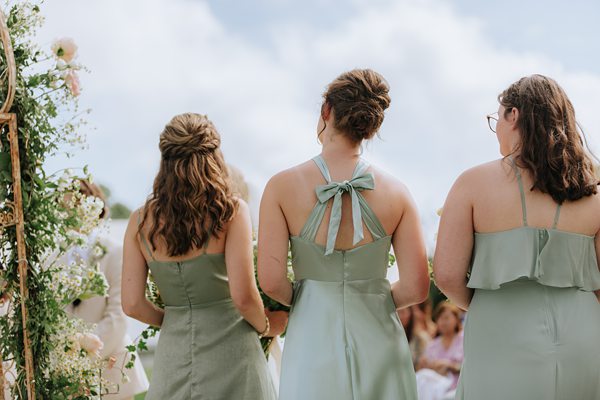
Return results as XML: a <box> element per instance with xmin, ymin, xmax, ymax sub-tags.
<box><xmin>278</xmin><ymin>155</ymin><xmax>418</xmax><ymax>400</ymax></box>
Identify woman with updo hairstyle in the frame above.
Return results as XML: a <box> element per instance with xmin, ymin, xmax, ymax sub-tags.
<box><xmin>258</xmin><ymin>69</ymin><xmax>429</xmax><ymax>399</ymax></box>
<box><xmin>122</xmin><ymin>113</ymin><xmax>282</xmax><ymax>400</ymax></box>
<box><xmin>434</xmin><ymin>75</ymin><xmax>600</xmax><ymax>399</ymax></box>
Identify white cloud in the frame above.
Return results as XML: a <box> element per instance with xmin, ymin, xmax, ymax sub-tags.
<box><xmin>37</xmin><ymin>0</ymin><xmax>600</xmax><ymax>248</ymax></box>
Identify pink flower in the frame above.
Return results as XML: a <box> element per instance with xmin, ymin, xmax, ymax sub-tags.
<box><xmin>64</xmin><ymin>70</ymin><xmax>81</xmax><ymax>97</ymax></box>
<box><xmin>107</xmin><ymin>355</ymin><xmax>117</xmax><ymax>369</ymax></box>
<box><xmin>51</xmin><ymin>38</ymin><xmax>78</xmax><ymax>63</ymax></box>
<box><xmin>76</xmin><ymin>332</ymin><xmax>103</xmax><ymax>358</ymax></box>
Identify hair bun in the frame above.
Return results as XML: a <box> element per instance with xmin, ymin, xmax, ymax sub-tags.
<box><xmin>159</xmin><ymin>113</ymin><xmax>221</xmax><ymax>160</ymax></box>
<box><xmin>324</xmin><ymin>69</ymin><xmax>391</xmax><ymax>142</ymax></box>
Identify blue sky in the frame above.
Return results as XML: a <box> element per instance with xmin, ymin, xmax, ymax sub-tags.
<box><xmin>37</xmin><ymin>0</ymin><xmax>600</xmax><ymax>247</ymax></box>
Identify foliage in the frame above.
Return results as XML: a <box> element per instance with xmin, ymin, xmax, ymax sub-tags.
<box><xmin>109</xmin><ymin>202</ymin><xmax>131</xmax><ymax>220</ymax></box>
<box><xmin>96</xmin><ymin>182</ymin><xmax>132</xmax><ymax>219</ymax></box>
<box><xmin>0</xmin><ymin>1</ymin><xmax>108</xmax><ymax>398</ymax></box>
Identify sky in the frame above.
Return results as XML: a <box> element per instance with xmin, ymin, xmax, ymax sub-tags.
<box><xmin>36</xmin><ymin>0</ymin><xmax>600</xmax><ymax>248</ymax></box>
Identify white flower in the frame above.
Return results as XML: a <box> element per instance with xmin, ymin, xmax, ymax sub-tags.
<box><xmin>56</xmin><ymin>59</ymin><xmax>68</xmax><ymax>71</ymax></box>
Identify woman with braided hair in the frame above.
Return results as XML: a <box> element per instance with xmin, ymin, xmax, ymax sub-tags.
<box><xmin>122</xmin><ymin>113</ymin><xmax>282</xmax><ymax>399</ymax></box>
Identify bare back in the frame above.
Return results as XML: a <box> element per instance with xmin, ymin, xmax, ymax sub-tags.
<box><xmin>470</xmin><ymin>159</ymin><xmax>600</xmax><ymax>236</ymax></box>
<box><xmin>275</xmin><ymin>156</ymin><xmax>409</xmax><ymax>250</ymax></box>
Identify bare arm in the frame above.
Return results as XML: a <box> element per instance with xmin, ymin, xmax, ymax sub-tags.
<box><xmin>225</xmin><ymin>199</ymin><xmax>276</xmax><ymax>335</ymax></box>
<box><xmin>257</xmin><ymin>178</ymin><xmax>293</xmax><ymax>306</ymax></box>
<box><xmin>433</xmin><ymin>174</ymin><xmax>474</xmax><ymax>310</ymax></box>
<box><xmin>390</xmin><ymin>189</ymin><xmax>430</xmax><ymax>308</ymax></box>
<box><xmin>121</xmin><ymin>211</ymin><xmax>164</xmax><ymax>327</ymax></box>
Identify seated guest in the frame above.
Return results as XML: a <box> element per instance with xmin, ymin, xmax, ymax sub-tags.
<box><xmin>416</xmin><ymin>302</ymin><xmax>464</xmax><ymax>400</ymax></box>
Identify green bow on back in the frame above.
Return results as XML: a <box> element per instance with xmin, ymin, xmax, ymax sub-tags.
<box><xmin>316</xmin><ymin>172</ymin><xmax>375</xmax><ymax>255</ymax></box>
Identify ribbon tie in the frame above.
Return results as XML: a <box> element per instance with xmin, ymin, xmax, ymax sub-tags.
<box><xmin>315</xmin><ymin>173</ymin><xmax>375</xmax><ymax>255</ymax></box>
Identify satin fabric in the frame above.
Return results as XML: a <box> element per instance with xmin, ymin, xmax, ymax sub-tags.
<box><xmin>455</xmin><ymin>159</ymin><xmax>600</xmax><ymax>400</ymax></box>
<box><xmin>141</xmin><ymin>247</ymin><xmax>276</xmax><ymax>400</ymax></box>
<box><xmin>279</xmin><ymin>156</ymin><xmax>418</xmax><ymax>400</ymax></box>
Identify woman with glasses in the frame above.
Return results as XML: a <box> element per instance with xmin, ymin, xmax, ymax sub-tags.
<box><xmin>434</xmin><ymin>75</ymin><xmax>600</xmax><ymax>399</ymax></box>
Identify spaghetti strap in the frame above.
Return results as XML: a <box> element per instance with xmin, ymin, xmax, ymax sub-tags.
<box><xmin>137</xmin><ymin>211</ymin><xmax>156</xmax><ymax>262</ymax></box>
<box><xmin>297</xmin><ymin>155</ymin><xmax>387</xmax><ymax>255</ymax></box>
<box><xmin>552</xmin><ymin>204</ymin><xmax>562</xmax><ymax>229</ymax></box>
<box><xmin>508</xmin><ymin>157</ymin><xmax>528</xmax><ymax>227</ymax></box>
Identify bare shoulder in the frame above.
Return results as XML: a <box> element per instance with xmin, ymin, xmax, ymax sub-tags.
<box><xmin>453</xmin><ymin>159</ymin><xmax>508</xmax><ymax>188</ymax></box>
<box><xmin>264</xmin><ymin>160</ymin><xmax>316</xmax><ymax>196</ymax></box>
<box><xmin>369</xmin><ymin>165</ymin><xmax>415</xmax><ymax>202</ymax></box>
<box><xmin>126</xmin><ymin>207</ymin><xmax>144</xmax><ymax>232</ymax></box>
<box><xmin>231</xmin><ymin>197</ymin><xmax>250</xmax><ymax>218</ymax></box>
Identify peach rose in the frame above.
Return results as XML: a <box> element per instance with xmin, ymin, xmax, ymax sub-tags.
<box><xmin>76</xmin><ymin>332</ymin><xmax>103</xmax><ymax>358</ymax></box>
<box><xmin>64</xmin><ymin>70</ymin><xmax>81</xmax><ymax>97</ymax></box>
<box><xmin>51</xmin><ymin>38</ymin><xmax>78</xmax><ymax>63</ymax></box>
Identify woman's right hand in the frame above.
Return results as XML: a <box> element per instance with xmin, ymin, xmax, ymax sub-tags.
<box><xmin>265</xmin><ymin>309</ymin><xmax>289</xmax><ymax>337</ymax></box>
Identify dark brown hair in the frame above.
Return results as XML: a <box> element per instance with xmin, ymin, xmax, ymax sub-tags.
<box><xmin>433</xmin><ymin>302</ymin><xmax>462</xmax><ymax>335</ymax></box>
<box><xmin>322</xmin><ymin>69</ymin><xmax>391</xmax><ymax>143</ymax></box>
<box><xmin>499</xmin><ymin>74</ymin><xmax>598</xmax><ymax>203</ymax></box>
<box><xmin>139</xmin><ymin>113</ymin><xmax>238</xmax><ymax>256</ymax></box>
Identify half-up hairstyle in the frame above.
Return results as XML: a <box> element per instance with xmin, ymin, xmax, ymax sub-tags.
<box><xmin>139</xmin><ymin>113</ymin><xmax>238</xmax><ymax>256</ymax></box>
<box><xmin>323</xmin><ymin>69</ymin><xmax>391</xmax><ymax>143</ymax></box>
<box><xmin>500</xmin><ymin>74</ymin><xmax>598</xmax><ymax>203</ymax></box>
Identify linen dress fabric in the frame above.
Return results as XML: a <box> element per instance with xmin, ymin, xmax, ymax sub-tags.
<box><xmin>139</xmin><ymin>226</ymin><xmax>276</xmax><ymax>400</ymax></box>
<box><xmin>455</xmin><ymin>159</ymin><xmax>600</xmax><ymax>400</ymax></box>
<box><xmin>279</xmin><ymin>155</ymin><xmax>418</xmax><ymax>400</ymax></box>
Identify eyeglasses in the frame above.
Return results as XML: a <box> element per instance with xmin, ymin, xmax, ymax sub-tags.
<box><xmin>486</xmin><ymin>112</ymin><xmax>498</xmax><ymax>133</ymax></box>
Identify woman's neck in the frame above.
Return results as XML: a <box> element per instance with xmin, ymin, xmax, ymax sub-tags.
<box><xmin>320</xmin><ymin>128</ymin><xmax>361</xmax><ymax>159</ymax></box>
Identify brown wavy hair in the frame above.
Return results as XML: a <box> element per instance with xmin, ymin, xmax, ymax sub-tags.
<box><xmin>139</xmin><ymin>113</ymin><xmax>238</xmax><ymax>256</ymax></box>
<box><xmin>499</xmin><ymin>74</ymin><xmax>598</xmax><ymax>203</ymax></box>
<box><xmin>321</xmin><ymin>69</ymin><xmax>391</xmax><ymax>143</ymax></box>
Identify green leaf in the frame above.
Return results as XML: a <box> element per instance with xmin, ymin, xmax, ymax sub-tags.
<box><xmin>0</xmin><ymin>152</ymin><xmax>12</xmax><ymax>173</ymax></box>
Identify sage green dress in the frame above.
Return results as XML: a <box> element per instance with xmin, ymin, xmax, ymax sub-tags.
<box><xmin>279</xmin><ymin>156</ymin><xmax>418</xmax><ymax>400</ymax></box>
<box><xmin>456</xmin><ymin>160</ymin><xmax>600</xmax><ymax>400</ymax></box>
<box><xmin>139</xmin><ymin>230</ymin><xmax>276</xmax><ymax>400</ymax></box>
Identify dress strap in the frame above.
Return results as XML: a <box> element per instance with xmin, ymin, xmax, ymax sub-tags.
<box><xmin>508</xmin><ymin>157</ymin><xmax>528</xmax><ymax>227</ymax></box>
<box><xmin>138</xmin><ymin>211</ymin><xmax>156</xmax><ymax>262</ymax></box>
<box><xmin>312</xmin><ymin>155</ymin><xmax>332</xmax><ymax>183</ymax></box>
<box><xmin>298</xmin><ymin>155</ymin><xmax>386</xmax><ymax>255</ymax></box>
<box><xmin>552</xmin><ymin>204</ymin><xmax>562</xmax><ymax>229</ymax></box>
<box><xmin>356</xmin><ymin>193</ymin><xmax>387</xmax><ymax>240</ymax></box>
